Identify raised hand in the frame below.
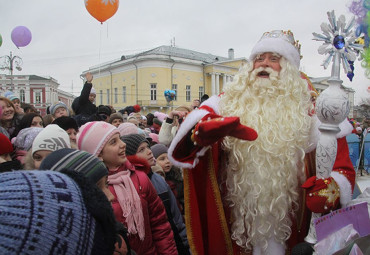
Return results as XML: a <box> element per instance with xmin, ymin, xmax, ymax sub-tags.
<box><xmin>191</xmin><ymin>113</ymin><xmax>257</xmax><ymax>147</ymax></box>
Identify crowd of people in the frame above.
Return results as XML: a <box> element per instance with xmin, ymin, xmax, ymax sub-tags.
<box><xmin>0</xmin><ymin>69</ymin><xmax>198</xmax><ymax>254</ymax></box>
<box><xmin>0</xmin><ymin>29</ymin><xmax>363</xmax><ymax>255</ymax></box>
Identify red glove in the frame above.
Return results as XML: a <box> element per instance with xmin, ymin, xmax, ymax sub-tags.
<box><xmin>191</xmin><ymin>113</ymin><xmax>258</xmax><ymax>147</ymax></box>
<box><xmin>302</xmin><ymin>176</ymin><xmax>340</xmax><ymax>214</ymax></box>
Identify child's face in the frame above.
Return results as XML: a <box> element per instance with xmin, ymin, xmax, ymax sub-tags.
<box><xmin>12</xmin><ymin>99</ymin><xmax>21</xmax><ymax>109</ymax></box>
<box><xmin>96</xmin><ymin>176</ymin><xmax>115</xmax><ymax>202</ymax></box>
<box><xmin>89</xmin><ymin>93</ymin><xmax>96</xmax><ymax>103</ymax></box>
<box><xmin>111</xmin><ymin>118</ymin><xmax>123</xmax><ymax>127</ymax></box>
<box><xmin>54</xmin><ymin>108</ymin><xmax>68</xmax><ymax>118</ymax></box>
<box><xmin>33</xmin><ymin>150</ymin><xmax>52</xmax><ymax>169</ymax></box>
<box><xmin>155</xmin><ymin>153</ymin><xmax>172</xmax><ymax>173</ymax></box>
<box><xmin>99</xmin><ymin>133</ymin><xmax>127</xmax><ymax>169</ymax></box>
<box><xmin>136</xmin><ymin>142</ymin><xmax>155</xmax><ymax>166</ymax></box>
<box><xmin>66</xmin><ymin>128</ymin><xmax>77</xmax><ymax>144</ymax></box>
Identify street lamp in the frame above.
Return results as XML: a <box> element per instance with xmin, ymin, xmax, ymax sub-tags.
<box><xmin>0</xmin><ymin>51</ymin><xmax>23</xmax><ymax>92</ymax></box>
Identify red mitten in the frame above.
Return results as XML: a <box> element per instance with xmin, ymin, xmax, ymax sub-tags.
<box><xmin>192</xmin><ymin>113</ymin><xmax>257</xmax><ymax>147</ymax></box>
<box><xmin>302</xmin><ymin>176</ymin><xmax>340</xmax><ymax>214</ymax></box>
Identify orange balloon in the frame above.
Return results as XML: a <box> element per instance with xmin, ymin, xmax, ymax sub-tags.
<box><xmin>85</xmin><ymin>0</ymin><xmax>119</xmax><ymax>23</ymax></box>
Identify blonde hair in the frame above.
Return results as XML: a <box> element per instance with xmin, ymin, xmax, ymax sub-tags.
<box><xmin>175</xmin><ymin>105</ymin><xmax>192</xmax><ymax>113</ymax></box>
<box><xmin>23</xmin><ymin>149</ymin><xmax>35</xmax><ymax>170</ymax></box>
<box><xmin>220</xmin><ymin>58</ymin><xmax>312</xmax><ymax>251</ymax></box>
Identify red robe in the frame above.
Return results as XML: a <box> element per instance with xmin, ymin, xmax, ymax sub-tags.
<box><xmin>168</xmin><ymin>95</ymin><xmax>355</xmax><ymax>255</ymax></box>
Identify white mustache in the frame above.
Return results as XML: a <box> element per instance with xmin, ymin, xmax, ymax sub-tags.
<box><xmin>249</xmin><ymin>67</ymin><xmax>279</xmax><ymax>82</ymax></box>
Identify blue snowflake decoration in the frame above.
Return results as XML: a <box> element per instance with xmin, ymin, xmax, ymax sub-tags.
<box><xmin>313</xmin><ymin>10</ymin><xmax>364</xmax><ymax>81</ymax></box>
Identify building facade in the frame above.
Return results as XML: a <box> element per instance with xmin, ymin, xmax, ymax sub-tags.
<box><xmin>0</xmin><ymin>74</ymin><xmax>75</xmax><ymax>116</ymax></box>
<box><xmin>82</xmin><ymin>45</ymin><xmax>356</xmax><ymax>117</ymax></box>
<box><xmin>82</xmin><ymin>46</ymin><xmax>245</xmax><ymax>114</ymax></box>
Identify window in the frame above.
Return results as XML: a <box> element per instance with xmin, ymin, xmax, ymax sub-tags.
<box><xmin>150</xmin><ymin>83</ymin><xmax>157</xmax><ymax>101</ymax></box>
<box><xmin>199</xmin><ymin>86</ymin><xmax>204</xmax><ymax>100</ymax></box>
<box><xmin>172</xmin><ymin>84</ymin><xmax>178</xmax><ymax>101</ymax></box>
<box><xmin>20</xmin><ymin>89</ymin><xmax>25</xmax><ymax>102</ymax></box>
<box><xmin>186</xmin><ymin>85</ymin><xmax>191</xmax><ymax>102</ymax></box>
<box><xmin>34</xmin><ymin>89</ymin><xmax>42</xmax><ymax>104</ymax></box>
<box><xmin>106</xmin><ymin>89</ymin><xmax>110</xmax><ymax>104</ymax></box>
<box><xmin>122</xmin><ymin>86</ymin><xmax>126</xmax><ymax>103</ymax></box>
<box><xmin>114</xmin><ymin>88</ymin><xmax>118</xmax><ymax>104</ymax></box>
<box><xmin>100</xmin><ymin>90</ymin><xmax>103</xmax><ymax>105</ymax></box>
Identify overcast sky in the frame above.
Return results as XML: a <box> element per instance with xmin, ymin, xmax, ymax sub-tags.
<box><xmin>1</xmin><ymin>0</ymin><xmax>369</xmax><ymax>103</ymax></box>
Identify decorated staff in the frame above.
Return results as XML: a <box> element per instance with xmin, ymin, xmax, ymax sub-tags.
<box><xmin>304</xmin><ymin>10</ymin><xmax>364</xmax><ymax>244</ymax></box>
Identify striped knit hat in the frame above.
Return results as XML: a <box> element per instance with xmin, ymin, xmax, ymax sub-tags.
<box><xmin>50</xmin><ymin>101</ymin><xmax>70</xmax><ymax>116</ymax></box>
<box><xmin>40</xmin><ymin>148</ymin><xmax>108</xmax><ymax>183</ymax></box>
<box><xmin>77</xmin><ymin>121</ymin><xmax>119</xmax><ymax>156</ymax></box>
<box><xmin>0</xmin><ymin>170</ymin><xmax>97</xmax><ymax>254</ymax></box>
<box><xmin>120</xmin><ymin>134</ymin><xmax>149</xmax><ymax>156</ymax></box>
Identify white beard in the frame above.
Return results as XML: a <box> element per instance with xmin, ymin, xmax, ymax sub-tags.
<box><xmin>219</xmin><ymin>63</ymin><xmax>312</xmax><ymax>253</ymax></box>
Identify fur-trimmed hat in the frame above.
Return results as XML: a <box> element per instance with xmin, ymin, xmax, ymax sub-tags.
<box><xmin>109</xmin><ymin>113</ymin><xmax>123</xmax><ymax>124</ymax></box>
<box><xmin>120</xmin><ymin>134</ymin><xmax>149</xmax><ymax>156</ymax></box>
<box><xmin>249</xmin><ymin>30</ymin><xmax>301</xmax><ymax>69</ymax></box>
<box><xmin>0</xmin><ymin>170</ymin><xmax>116</xmax><ymax>255</ymax></box>
<box><xmin>40</xmin><ymin>148</ymin><xmax>108</xmax><ymax>184</ymax></box>
<box><xmin>52</xmin><ymin>116</ymin><xmax>78</xmax><ymax>131</ymax></box>
<box><xmin>77</xmin><ymin>121</ymin><xmax>119</xmax><ymax>156</ymax></box>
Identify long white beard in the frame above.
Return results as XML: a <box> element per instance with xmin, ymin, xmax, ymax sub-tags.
<box><xmin>219</xmin><ymin>62</ymin><xmax>312</xmax><ymax>253</ymax></box>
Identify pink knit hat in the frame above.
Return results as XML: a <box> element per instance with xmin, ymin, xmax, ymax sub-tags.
<box><xmin>77</xmin><ymin>121</ymin><xmax>119</xmax><ymax>156</ymax></box>
<box><xmin>149</xmin><ymin>133</ymin><xmax>159</xmax><ymax>144</ymax></box>
<box><xmin>117</xmin><ymin>122</ymin><xmax>139</xmax><ymax>137</ymax></box>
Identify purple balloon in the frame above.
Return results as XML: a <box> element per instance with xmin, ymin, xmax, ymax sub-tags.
<box><xmin>11</xmin><ymin>26</ymin><xmax>32</xmax><ymax>48</ymax></box>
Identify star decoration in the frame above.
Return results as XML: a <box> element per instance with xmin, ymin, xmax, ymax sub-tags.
<box><xmin>317</xmin><ymin>181</ymin><xmax>339</xmax><ymax>206</ymax></box>
<box><xmin>313</xmin><ymin>10</ymin><xmax>364</xmax><ymax>81</ymax></box>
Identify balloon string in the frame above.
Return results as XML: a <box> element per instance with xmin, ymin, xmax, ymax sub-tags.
<box><xmin>98</xmin><ymin>23</ymin><xmax>102</xmax><ymax>76</ymax></box>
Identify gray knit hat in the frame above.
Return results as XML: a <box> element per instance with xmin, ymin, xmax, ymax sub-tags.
<box><xmin>0</xmin><ymin>170</ymin><xmax>96</xmax><ymax>254</ymax></box>
<box><xmin>120</xmin><ymin>133</ymin><xmax>149</xmax><ymax>156</ymax></box>
<box><xmin>40</xmin><ymin>148</ymin><xmax>108</xmax><ymax>183</ymax></box>
<box><xmin>151</xmin><ymin>144</ymin><xmax>168</xmax><ymax>159</ymax></box>
<box><xmin>50</xmin><ymin>101</ymin><xmax>70</xmax><ymax>116</ymax></box>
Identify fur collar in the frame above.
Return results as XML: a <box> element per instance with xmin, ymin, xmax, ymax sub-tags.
<box><xmin>127</xmin><ymin>155</ymin><xmax>151</xmax><ymax>174</ymax></box>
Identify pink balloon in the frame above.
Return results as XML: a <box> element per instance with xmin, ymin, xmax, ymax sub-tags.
<box><xmin>11</xmin><ymin>26</ymin><xmax>32</xmax><ymax>48</ymax></box>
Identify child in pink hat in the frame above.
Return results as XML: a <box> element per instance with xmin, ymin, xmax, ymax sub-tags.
<box><xmin>77</xmin><ymin>121</ymin><xmax>177</xmax><ymax>255</ymax></box>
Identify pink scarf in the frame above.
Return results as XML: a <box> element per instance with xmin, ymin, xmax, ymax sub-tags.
<box><xmin>108</xmin><ymin>169</ymin><xmax>145</xmax><ymax>240</ymax></box>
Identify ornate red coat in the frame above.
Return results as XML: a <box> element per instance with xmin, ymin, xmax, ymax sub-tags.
<box><xmin>168</xmin><ymin>95</ymin><xmax>355</xmax><ymax>255</ymax></box>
